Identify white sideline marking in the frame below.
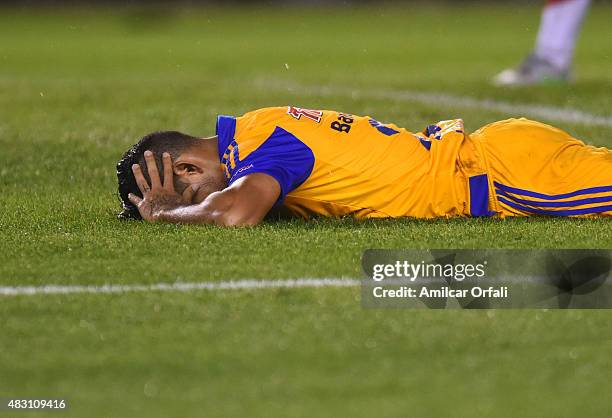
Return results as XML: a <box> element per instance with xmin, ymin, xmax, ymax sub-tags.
<box><xmin>2</xmin><ymin>277</ymin><xmax>604</xmax><ymax>297</ymax></box>
<box><xmin>0</xmin><ymin>278</ymin><xmax>360</xmax><ymax>297</ymax></box>
<box><xmin>257</xmin><ymin>79</ymin><xmax>612</xmax><ymax>127</ymax></box>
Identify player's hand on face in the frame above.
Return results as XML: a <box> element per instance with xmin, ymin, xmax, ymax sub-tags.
<box><xmin>128</xmin><ymin>151</ymin><xmax>197</xmax><ymax>222</ymax></box>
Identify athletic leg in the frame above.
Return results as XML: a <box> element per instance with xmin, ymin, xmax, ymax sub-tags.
<box><xmin>470</xmin><ymin>118</ymin><xmax>612</xmax><ymax>217</ymax></box>
<box><xmin>493</xmin><ymin>0</ymin><xmax>591</xmax><ymax>86</ymax></box>
<box><xmin>535</xmin><ymin>0</ymin><xmax>591</xmax><ymax>71</ymax></box>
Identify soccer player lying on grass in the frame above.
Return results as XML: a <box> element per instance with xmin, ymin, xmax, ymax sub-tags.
<box><xmin>116</xmin><ymin>106</ymin><xmax>612</xmax><ymax>226</ymax></box>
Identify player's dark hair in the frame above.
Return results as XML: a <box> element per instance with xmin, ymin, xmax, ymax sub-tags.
<box><xmin>116</xmin><ymin>131</ymin><xmax>200</xmax><ymax>220</ymax></box>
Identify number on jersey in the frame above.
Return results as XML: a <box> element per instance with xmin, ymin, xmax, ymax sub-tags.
<box><xmin>287</xmin><ymin>106</ymin><xmax>323</xmax><ymax>123</ymax></box>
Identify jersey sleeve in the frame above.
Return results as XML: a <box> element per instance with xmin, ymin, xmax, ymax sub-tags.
<box><xmin>218</xmin><ymin>120</ymin><xmax>315</xmax><ymax>203</ymax></box>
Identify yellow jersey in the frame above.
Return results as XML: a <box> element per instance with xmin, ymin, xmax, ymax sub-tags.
<box><xmin>216</xmin><ymin>107</ymin><xmax>612</xmax><ymax>218</ymax></box>
<box><xmin>216</xmin><ymin>106</ymin><xmax>480</xmax><ymax>219</ymax></box>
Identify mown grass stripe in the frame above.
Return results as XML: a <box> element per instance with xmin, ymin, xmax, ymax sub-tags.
<box><xmin>0</xmin><ymin>278</ymin><xmax>360</xmax><ymax>297</ymax></box>
<box><xmin>257</xmin><ymin>79</ymin><xmax>612</xmax><ymax>127</ymax></box>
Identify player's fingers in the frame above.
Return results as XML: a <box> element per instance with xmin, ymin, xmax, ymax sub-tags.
<box><xmin>162</xmin><ymin>152</ymin><xmax>174</xmax><ymax>190</ymax></box>
<box><xmin>128</xmin><ymin>193</ymin><xmax>143</xmax><ymax>206</ymax></box>
<box><xmin>131</xmin><ymin>164</ymin><xmax>151</xmax><ymax>195</ymax></box>
<box><xmin>144</xmin><ymin>150</ymin><xmax>161</xmax><ymax>189</ymax></box>
<box><xmin>182</xmin><ymin>184</ymin><xmax>198</xmax><ymax>204</ymax></box>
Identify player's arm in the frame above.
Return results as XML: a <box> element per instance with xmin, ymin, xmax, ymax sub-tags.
<box><xmin>158</xmin><ymin>174</ymin><xmax>279</xmax><ymax>226</ymax></box>
<box><xmin>128</xmin><ymin>151</ymin><xmax>280</xmax><ymax>226</ymax></box>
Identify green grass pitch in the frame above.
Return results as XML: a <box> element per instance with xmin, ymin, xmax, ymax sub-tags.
<box><xmin>1</xmin><ymin>3</ymin><xmax>611</xmax><ymax>417</ymax></box>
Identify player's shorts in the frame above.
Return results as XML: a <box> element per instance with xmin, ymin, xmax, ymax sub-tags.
<box><xmin>467</xmin><ymin>118</ymin><xmax>612</xmax><ymax>217</ymax></box>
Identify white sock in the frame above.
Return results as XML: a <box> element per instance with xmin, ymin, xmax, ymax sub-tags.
<box><xmin>534</xmin><ymin>0</ymin><xmax>591</xmax><ymax>71</ymax></box>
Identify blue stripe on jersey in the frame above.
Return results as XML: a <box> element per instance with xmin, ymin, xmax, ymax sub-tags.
<box><xmin>368</xmin><ymin>119</ymin><xmax>400</xmax><ymax>136</ymax></box>
<box><xmin>494</xmin><ymin>181</ymin><xmax>612</xmax><ymax>200</ymax></box>
<box><xmin>425</xmin><ymin>124</ymin><xmax>442</xmax><ymax>138</ymax></box>
<box><xmin>376</xmin><ymin>125</ymin><xmax>400</xmax><ymax>136</ymax></box>
<box><xmin>419</xmin><ymin>138</ymin><xmax>432</xmax><ymax>151</ymax></box>
<box><xmin>469</xmin><ymin>174</ymin><xmax>495</xmax><ymax>217</ymax></box>
<box><xmin>498</xmin><ymin>196</ymin><xmax>612</xmax><ymax>216</ymax></box>
<box><xmin>495</xmin><ymin>188</ymin><xmax>612</xmax><ymax>208</ymax></box>
<box><xmin>216</xmin><ymin>115</ymin><xmax>236</xmax><ymax>161</ymax></box>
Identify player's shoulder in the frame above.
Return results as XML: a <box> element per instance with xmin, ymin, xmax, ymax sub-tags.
<box><xmin>239</xmin><ymin>106</ymin><xmax>308</xmax><ymax>123</ymax></box>
<box><xmin>240</xmin><ymin>106</ymin><xmax>341</xmax><ymax>123</ymax></box>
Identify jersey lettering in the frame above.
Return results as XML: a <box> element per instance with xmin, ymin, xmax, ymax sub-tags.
<box><xmin>330</xmin><ymin>113</ymin><xmax>353</xmax><ymax>133</ymax></box>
